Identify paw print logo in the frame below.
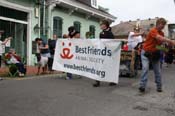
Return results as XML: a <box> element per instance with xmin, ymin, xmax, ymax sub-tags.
<box><xmin>60</xmin><ymin>42</ymin><xmax>74</xmax><ymax>59</ymax></box>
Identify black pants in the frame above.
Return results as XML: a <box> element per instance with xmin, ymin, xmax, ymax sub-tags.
<box><xmin>48</xmin><ymin>57</ymin><xmax>54</xmax><ymax>71</ymax></box>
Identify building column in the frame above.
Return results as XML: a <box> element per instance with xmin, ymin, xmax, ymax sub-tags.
<box><xmin>47</xmin><ymin>3</ymin><xmax>56</xmax><ymax>39</ymax></box>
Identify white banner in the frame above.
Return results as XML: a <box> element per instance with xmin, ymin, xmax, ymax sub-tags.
<box><xmin>53</xmin><ymin>39</ymin><xmax>121</xmax><ymax>83</ymax></box>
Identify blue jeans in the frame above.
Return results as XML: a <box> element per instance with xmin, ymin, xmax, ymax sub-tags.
<box><xmin>140</xmin><ymin>50</ymin><xmax>162</xmax><ymax>89</ymax></box>
<box><xmin>16</xmin><ymin>63</ymin><xmax>26</xmax><ymax>74</ymax></box>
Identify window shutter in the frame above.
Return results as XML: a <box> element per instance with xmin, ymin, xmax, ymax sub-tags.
<box><xmin>53</xmin><ymin>17</ymin><xmax>63</xmax><ymax>38</ymax></box>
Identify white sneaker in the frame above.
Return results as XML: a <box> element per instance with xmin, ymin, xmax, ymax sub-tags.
<box><xmin>20</xmin><ymin>73</ymin><xmax>25</xmax><ymax>77</ymax></box>
<box><xmin>0</xmin><ymin>77</ymin><xmax>3</xmax><ymax>81</ymax></box>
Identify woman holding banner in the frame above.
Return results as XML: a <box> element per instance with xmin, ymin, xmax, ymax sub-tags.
<box><xmin>66</xmin><ymin>26</ymin><xmax>80</xmax><ymax>80</ymax></box>
<box><xmin>93</xmin><ymin>20</ymin><xmax>117</xmax><ymax>87</ymax></box>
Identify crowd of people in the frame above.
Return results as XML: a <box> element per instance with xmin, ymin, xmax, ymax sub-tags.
<box><xmin>34</xmin><ymin>26</ymin><xmax>81</xmax><ymax>76</ymax></box>
<box><xmin>33</xmin><ymin>20</ymin><xmax>118</xmax><ymax>87</ymax></box>
<box><xmin>125</xmin><ymin>18</ymin><xmax>175</xmax><ymax>93</ymax></box>
<box><xmin>34</xmin><ymin>18</ymin><xmax>175</xmax><ymax>93</ymax></box>
<box><xmin>1</xmin><ymin>18</ymin><xmax>175</xmax><ymax>94</ymax></box>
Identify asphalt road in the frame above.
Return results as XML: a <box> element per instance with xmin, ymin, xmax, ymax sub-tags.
<box><xmin>0</xmin><ymin>65</ymin><xmax>175</xmax><ymax>116</ymax></box>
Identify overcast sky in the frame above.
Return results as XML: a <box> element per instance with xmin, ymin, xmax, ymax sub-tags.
<box><xmin>98</xmin><ymin>0</ymin><xmax>175</xmax><ymax>25</ymax></box>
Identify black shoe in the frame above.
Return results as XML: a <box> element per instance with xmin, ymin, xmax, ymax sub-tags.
<box><xmin>93</xmin><ymin>83</ymin><xmax>100</xmax><ymax>87</ymax></box>
<box><xmin>109</xmin><ymin>83</ymin><xmax>117</xmax><ymax>86</ymax></box>
<box><xmin>157</xmin><ymin>88</ymin><xmax>162</xmax><ymax>92</ymax></box>
<box><xmin>139</xmin><ymin>87</ymin><xmax>145</xmax><ymax>93</ymax></box>
<box><xmin>93</xmin><ymin>81</ymin><xmax>100</xmax><ymax>87</ymax></box>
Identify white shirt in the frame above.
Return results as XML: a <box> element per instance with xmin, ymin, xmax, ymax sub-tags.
<box><xmin>128</xmin><ymin>32</ymin><xmax>143</xmax><ymax>50</ymax></box>
<box><xmin>10</xmin><ymin>56</ymin><xmax>20</xmax><ymax>64</ymax></box>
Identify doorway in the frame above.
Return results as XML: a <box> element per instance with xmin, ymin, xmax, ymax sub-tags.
<box><xmin>0</xmin><ymin>19</ymin><xmax>27</xmax><ymax>60</ymax></box>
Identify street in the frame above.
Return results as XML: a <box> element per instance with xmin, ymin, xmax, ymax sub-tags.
<box><xmin>0</xmin><ymin>65</ymin><xmax>175</xmax><ymax>116</ymax></box>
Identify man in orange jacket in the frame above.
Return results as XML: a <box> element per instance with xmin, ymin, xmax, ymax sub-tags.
<box><xmin>139</xmin><ymin>18</ymin><xmax>175</xmax><ymax>93</ymax></box>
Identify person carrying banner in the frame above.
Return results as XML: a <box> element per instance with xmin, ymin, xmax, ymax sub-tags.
<box><xmin>66</xmin><ymin>26</ymin><xmax>80</xmax><ymax>80</ymax></box>
<box><xmin>93</xmin><ymin>20</ymin><xmax>117</xmax><ymax>87</ymax></box>
<box><xmin>139</xmin><ymin>18</ymin><xmax>175</xmax><ymax>93</ymax></box>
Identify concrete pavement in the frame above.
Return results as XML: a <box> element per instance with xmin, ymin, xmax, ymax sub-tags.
<box><xmin>0</xmin><ymin>65</ymin><xmax>175</xmax><ymax>116</ymax></box>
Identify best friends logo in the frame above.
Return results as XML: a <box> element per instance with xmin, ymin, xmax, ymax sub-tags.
<box><xmin>60</xmin><ymin>42</ymin><xmax>74</xmax><ymax>59</ymax></box>
<box><xmin>75</xmin><ymin>46</ymin><xmax>112</xmax><ymax>56</ymax></box>
<box><xmin>60</xmin><ymin>41</ymin><xmax>112</xmax><ymax>60</ymax></box>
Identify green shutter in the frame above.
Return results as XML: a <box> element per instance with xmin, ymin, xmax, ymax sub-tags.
<box><xmin>53</xmin><ymin>17</ymin><xmax>63</xmax><ymax>38</ymax></box>
<box><xmin>89</xmin><ymin>25</ymin><xmax>96</xmax><ymax>38</ymax></box>
<box><xmin>74</xmin><ymin>21</ymin><xmax>81</xmax><ymax>33</ymax></box>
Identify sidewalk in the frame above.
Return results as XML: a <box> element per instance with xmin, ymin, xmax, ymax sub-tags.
<box><xmin>0</xmin><ymin>66</ymin><xmax>62</xmax><ymax>77</ymax></box>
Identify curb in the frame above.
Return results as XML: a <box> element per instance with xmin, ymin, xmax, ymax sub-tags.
<box><xmin>1</xmin><ymin>73</ymin><xmax>66</xmax><ymax>81</ymax></box>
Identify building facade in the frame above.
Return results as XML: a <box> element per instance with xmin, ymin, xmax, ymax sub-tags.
<box><xmin>0</xmin><ymin>0</ymin><xmax>116</xmax><ymax>65</ymax></box>
<box><xmin>45</xmin><ymin>0</ymin><xmax>116</xmax><ymax>39</ymax></box>
<box><xmin>0</xmin><ymin>0</ymin><xmax>40</xmax><ymax>65</ymax></box>
<box><xmin>112</xmin><ymin>18</ymin><xmax>169</xmax><ymax>39</ymax></box>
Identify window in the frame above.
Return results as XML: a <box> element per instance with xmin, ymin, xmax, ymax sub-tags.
<box><xmin>89</xmin><ymin>25</ymin><xmax>96</xmax><ymax>38</ymax></box>
<box><xmin>91</xmin><ymin>0</ymin><xmax>98</xmax><ymax>8</ymax></box>
<box><xmin>74</xmin><ymin>21</ymin><xmax>81</xmax><ymax>33</ymax></box>
<box><xmin>53</xmin><ymin>17</ymin><xmax>63</xmax><ymax>38</ymax></box>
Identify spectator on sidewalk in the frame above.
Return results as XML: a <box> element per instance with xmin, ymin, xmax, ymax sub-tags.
<box><xmin>35</xmin><ymin>38</ymin><xmax>50</xmax><ymax>74</ymax></box>
<box><xmin>85</xmin><ymin>32</ymin><xmax>93</xmax><ymax>39</ymax></box>
<box><xmin>48</xmin><ymin>34</ymin><xmax>57</xmax><ymax>73</ymax></box>
<box><xmin>63</xmin><ymin>34</ymin><xmax>68</xmax><ymax>39</ymax></box>
<box><xmin>139</xmin><ymin>18</ymin><xmax>175</xmax><ymax>93</ymax></box>
<box><xmin>0</xmin><ymin>30</ymin><xmax>12</xmax><ymax>80</ymax></box>
<box><xmin>5</xmin><ymin>49</ymin><xmax>26</xmax><ymax>77</ymax></box>
<box><xmin>0</xmin><ymin>30</ymin><xmax>12</xmax><ymax>67</ymax></box>
<box><xmin>35</xmin><ymin>38</ymin><xmax>51</xmax><ymax>58</ymax></box>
